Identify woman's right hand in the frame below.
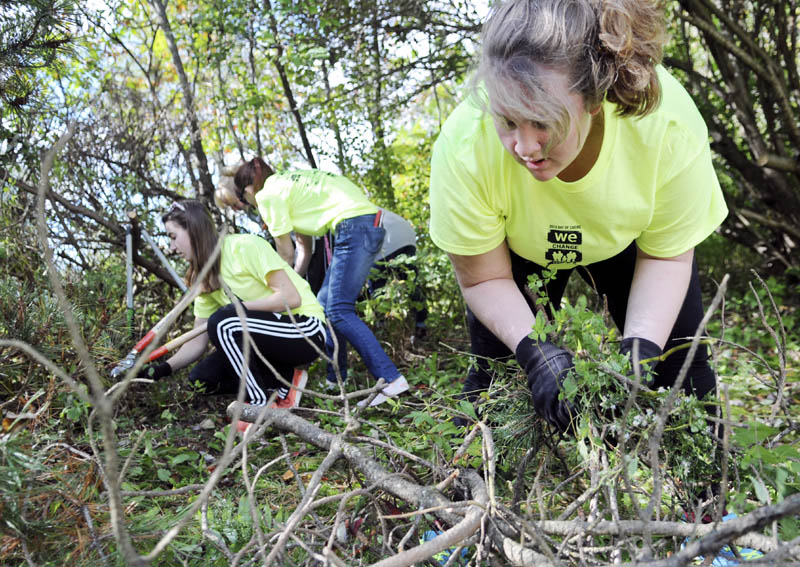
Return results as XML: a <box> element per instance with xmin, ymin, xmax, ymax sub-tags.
<box><xmin>137</xmin><ymin>361</ymin><xmax>172</xmax><ymax>381</ymax></box>
<box><xmin>515</xmin><ymin>336</ymin><xmax>576</xmax><ymax>432</ymax></box>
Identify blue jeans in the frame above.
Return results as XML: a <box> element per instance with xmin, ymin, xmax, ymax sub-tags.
<box><xmin>317</xmin><ymin>214</ymin><xmax>401</xmax><ymax>384</ymax></box>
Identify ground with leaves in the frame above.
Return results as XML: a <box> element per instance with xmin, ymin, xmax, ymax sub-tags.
<box><xmin>1</xmin><ymin>245</ymin><xmax>799</xmax><ymax>566</ymax></box>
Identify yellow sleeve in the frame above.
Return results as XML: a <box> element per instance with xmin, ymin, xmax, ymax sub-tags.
<box><xmin>193</xmin><ymin>292</ymin><xmax>222</xmax><ymax>319</ymax></box>
<box><xmin>256</xmin><ymin>184</ymin><xmax>293</xmax><ymax>238</ymax></box>
<box><xmin>429</xmin><ymin>129</ymin><xmax>507</xmax><ymax>257</ymax></box>
<box><xmin>637</xmin><ymin>143</ymin><xmax>728</xmax><ymax>257</ymax></box>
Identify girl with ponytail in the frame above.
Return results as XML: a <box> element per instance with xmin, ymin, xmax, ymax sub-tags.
<box><xmin>430</xmin><ymin>0</ymin><xmax>727</xmax><ymax>441</ymax></box>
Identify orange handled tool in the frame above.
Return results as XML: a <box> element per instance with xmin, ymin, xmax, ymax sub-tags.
<box><xmin>110</xmin><ymin>289</ymin><xmax>199</xmax><ymax>378</ymax></box>
<box><xmin>147</xmin><ymin>323</ymin><xmax>208</xmax><ymax>362</ymax></box>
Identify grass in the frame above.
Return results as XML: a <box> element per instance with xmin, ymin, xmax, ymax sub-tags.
<box><xmin>1</xmin><ymin>259</ymin><xmax>798</xmax><ymax>565</ymax></box>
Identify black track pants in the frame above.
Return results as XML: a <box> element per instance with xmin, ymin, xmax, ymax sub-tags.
<box><xmin>188</xmin><ymin>304</ymin><xmax>326</xmax><ymax>405</ymax></box>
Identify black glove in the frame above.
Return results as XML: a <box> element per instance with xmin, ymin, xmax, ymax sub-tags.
<box><xmin>137</xmin><ymin>361</ymin><xmax>172</xmax><ymax>381</ymax></box>
<box><xmin>515</xmin><ymin>337</ymin><xmax>576</xmax><ymax>432</ymax></box>
<box><xmin>619</xmin><ymin>337</ymin><xmax>662</xmax><ymax>387</ymax></box>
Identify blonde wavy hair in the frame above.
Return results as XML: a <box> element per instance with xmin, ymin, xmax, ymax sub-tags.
<box><xmin>472</xmin><ymin>0</ymin><xmax>668</xmax><ymax>149</ymax></box>
<box><xmin>214</xmin><ymin>161</ymin><xmax>244</xmax><ymax>210</ymax></box>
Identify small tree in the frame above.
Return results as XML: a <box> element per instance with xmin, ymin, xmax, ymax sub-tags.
<box><xmin>0</xmin><ymin>0</ymin><xmax>76</xmax><ymax>112</ymax></box>
<box><xmin>667</xmin><ymin>0</ymin><xmax>800</xmax><ymax>274</ymax></box>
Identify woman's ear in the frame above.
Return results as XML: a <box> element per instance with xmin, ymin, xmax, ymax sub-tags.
<box><xmin>244</xmin><ymin>185</ymin><xmax>257</xmax><ymax>205</ymax></box>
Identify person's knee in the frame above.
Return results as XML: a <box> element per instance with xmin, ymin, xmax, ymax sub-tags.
<box><xmin>188</xmin><ymin>364</ymin><xmax>237</xmax><ymax>396</ymax></box>
<box><xmin>187</xmin><ymin>364</ymin><xmax>217</xmax><ymax>394</ymax></box>
<box><xmin>325</xmin><ymin>304</ymin><xmax>356</xmax><ymax>327</ymax></box>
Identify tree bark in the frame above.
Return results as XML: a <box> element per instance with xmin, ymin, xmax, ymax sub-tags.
<box><xmin>147</xmin><ymin>0</ymin><xmax>215</xmax><ymax>202</ymax></box>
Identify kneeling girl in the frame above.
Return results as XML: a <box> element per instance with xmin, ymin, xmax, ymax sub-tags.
<box><xmin>141</xmin><ymin>200</ymin><xmax>326</xmax><ymax>407</ymax></box>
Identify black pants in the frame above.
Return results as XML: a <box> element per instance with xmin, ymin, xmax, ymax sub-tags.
<box><xmin>189</xmin><ymin>304</ymin><xmax>326</xmax><ymax>405</ymax></box>
<box><xmin>462</xmin><ymin>243</ymin><xmax>716</xmax><ymax>402</ymax></box>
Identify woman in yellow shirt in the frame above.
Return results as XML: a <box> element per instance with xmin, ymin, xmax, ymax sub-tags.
<box><xmin>430</xmin><ymin>0</ymin><xmax>726</xmax><ymax>430</ymax></box>
<box><xmin>138</xmin><ymin>200</ymin><xmax>326</xmax><ymax>408</ymax></box>
<box><xmin>221</xmin><ymin>163</ymin><xmax>408</xmax><ymax>407</ymax></box>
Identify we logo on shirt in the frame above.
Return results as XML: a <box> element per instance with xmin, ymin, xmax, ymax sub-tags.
<box><xmin>546</xmin><ymin>227</ymin><xmax>582</xmax><ymax>265</ymax></box>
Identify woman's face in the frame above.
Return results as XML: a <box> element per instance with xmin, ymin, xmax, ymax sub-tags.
<box><xmin>165</xmin><ymin>220</ymin><xmax>193</xmax><ymax>262</ymax></box>
<box><xmin>492</xmin><ymin>69</ymin><xmax>596</xmax><ymax>182</ymax></box>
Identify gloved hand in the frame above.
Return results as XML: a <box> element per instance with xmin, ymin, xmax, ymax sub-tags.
<box><xmin>619</xmin><ymin>337</ymin><xmax>662</xmax><ymax>387</ymax></box>
<box><xmin>137</xmin><ymin>361</ymin><xmax>172</xmax><ymax>381</ymax></box>
<box><xmin>515</xmin><ymin>336</ymin><xmax>576</xmax><ymax>432</ymax></box>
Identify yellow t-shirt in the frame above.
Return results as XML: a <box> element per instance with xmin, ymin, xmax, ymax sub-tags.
<box><xmin>255</xmin><ymin>170</ymin><xmax>377</xmax><ymax>238</ymax></box>
<box><xmin>193</xmin><ymin>234</ymin><xmax>326</xmax><ymax>321</ymax></box>
<box><xmin>429</xmin><ymin>67</ymin><xmax>728</xmax><ymax>268</ymax></box>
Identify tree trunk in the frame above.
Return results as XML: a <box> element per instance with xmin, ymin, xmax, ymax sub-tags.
<box><xmin>263</xmin><ymin>0</ymin><xmax>318</xmax><ymax>169</ymax></box>
<box><xmin>147</xmin><ymin>0</ymin><xmax>215</xmax><ymax>203</ymax></box>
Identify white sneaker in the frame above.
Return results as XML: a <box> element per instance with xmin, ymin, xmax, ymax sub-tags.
<box><xmin>358</xmin><ymin>376</ymin><xmax>409</xmax><ymax>407</ymax></box>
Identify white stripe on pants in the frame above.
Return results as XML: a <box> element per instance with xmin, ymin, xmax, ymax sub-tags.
<box><xmin>213</xmin><ymin>313</ymin><xmax>326</xmax><ymax>406</ymax></box>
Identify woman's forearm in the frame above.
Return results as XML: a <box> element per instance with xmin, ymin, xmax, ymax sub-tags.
<box><xmin>243</xmin><ymin>293</ymin><xmax>300</xmax><ymax>313</ymax></box>
<box><xmin>450</xmin><ymin>243</ymin><xmax>536</xmax><ymax>351</ymax></box>
<box><xmin>165</xmin><ymin>319</ymin><xmax>209</xmax><ymax>371</ymax></box>
<box><xmin>293</xmin><ymin>233</ymin><xmax>313</xmax><ymax>277</ymax></box>
<box><xmin>462</xmin><ymin>279</ymin><xmax>537</xmax><ymax>351</ymax></box>
<box><xmin>274</xmin><ymin>233</ymin><xmax>295</xmax><ymax>266</ymax></box>
<box><xmin>624</xmin><ymin>247</ymin><xmax>694</xmax><ymax>348</ymax></box>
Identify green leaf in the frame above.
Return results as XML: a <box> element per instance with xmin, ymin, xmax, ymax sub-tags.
<box><xmin>408</xmin><ymin>410</ymin><xmax>434</xmax><ymax>427</ymax></box>
<box><xmin>458</xmin><ymin>400</ymin><xmax>477</xmax><ymax>420</ymax></box>
<box><xmin>157</xmin><ymin>468</ymin><xmax>172</xmax><ymax>483</ymax></box>
<box><xmin>750</xmin><ymin>475</ymin><xmax>770</xmax><ymax>504</ymax></box>
<box><xmin>733</xmin><ymin>422</ymin><xmax>780</xmax><ymax>447</ymax></box>
<box><xmin>170</xmin><ymin>452</ymin><xmax>198</xmax><ymax>466</ymax></box>
<box><xmin>432</xmin><ymin>420</ymin><xmax>458</xmax><ymax>436</ymax></box>
<box><xmin>306</xmin><ymin>47</ymin><xmax>328</xmax><ymax>60</ymax></box>
<box><xmin>780</xmin><ymin>516</ymin><xmax>798</xmax><ymax>541</ymax></box>
<box><xmin>223</xmin><ymin>525</ymin><xmax>238</xmax><ymax>545</ymax></box>
<box><xmin>775</xmin><ymin>467</ymin><xmax>788</xmax><ymax>501</ymax></box>
<box><xmin>238</xmin><ymin>494</ymin><xmax>252</xmax><ymax>525</ymax></box>
<box><xmin>561</xmin><ymin>374</ymin><xmax>578</xmax><ymax>402</ymax></box>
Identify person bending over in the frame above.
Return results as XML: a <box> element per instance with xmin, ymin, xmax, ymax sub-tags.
<box><xmin>219</xmin><ymin>161</ymin><xmax>408</xmax><ymax>407</ymax></box>
<box><xmin>429</xmin><ymin>0</ymin><xmax>726</xmax><ymax>433</ymax></box>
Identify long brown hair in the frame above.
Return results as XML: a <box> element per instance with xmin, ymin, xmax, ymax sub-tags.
<box><xmin>161</xmin><ymin>200</ymin><xmax>222</xmax><ymax>293</ymax></box>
